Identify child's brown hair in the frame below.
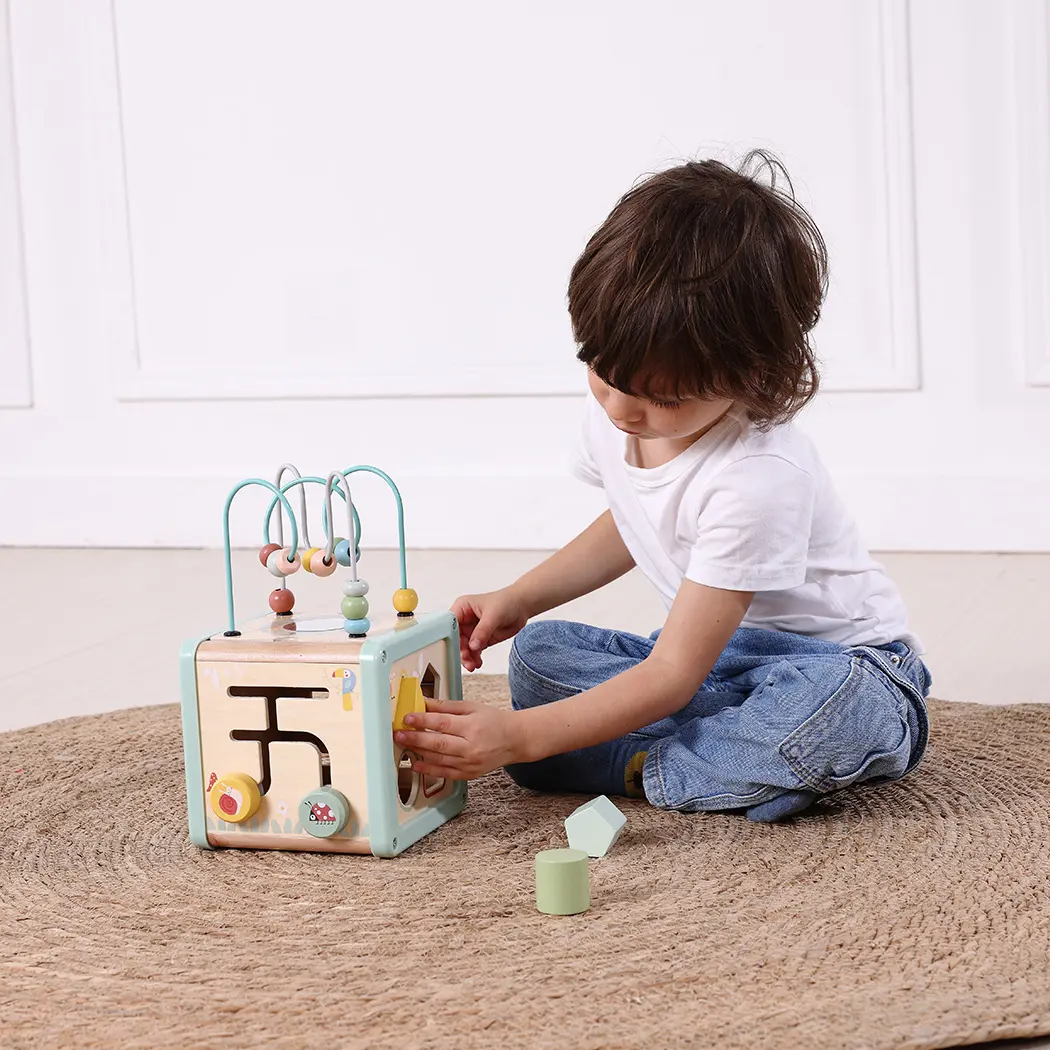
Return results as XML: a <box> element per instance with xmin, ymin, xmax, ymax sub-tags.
<box><xmin>567</xmin><ymin>150</ymin><xmax>827</xmax><ymax>427</ymax></box>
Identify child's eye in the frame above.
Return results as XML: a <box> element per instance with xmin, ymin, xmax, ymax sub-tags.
<box><xmin>646</xmin><ymin>398</ymin><xmax>680</xmax><ymax>409</ymax></box>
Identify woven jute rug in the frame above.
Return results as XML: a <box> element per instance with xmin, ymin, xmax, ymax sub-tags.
<box><xmin>2</xmin><ymin>679</ymin><xmax>1049</xmax><ymax>1050</ymax></box>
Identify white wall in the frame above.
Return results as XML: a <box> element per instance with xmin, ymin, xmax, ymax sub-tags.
<box><xmin>0</xmin><ymin>0</ymin><xmax>1048</xmax><ymax>552</ymax></box>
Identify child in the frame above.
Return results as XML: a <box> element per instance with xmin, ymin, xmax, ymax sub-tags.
<box><xmin>392</xmin><ymin>150</ymin><xmax>931</xmax><ymax>823</ymax></box>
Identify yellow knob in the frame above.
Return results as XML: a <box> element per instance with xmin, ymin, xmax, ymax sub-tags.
<box><xmin>301</xmin><ymin>546</ymin><xmax>321</xmax><ymax>573</ymax></box>
<box><xmin>393</xmin><ymin>588</ymin><xmax>419</xmax><ymax>614</ymax></box>
<box><xmin>210</xmin><ymin>772</ymin><xmax>262</xmax><ymax>823</ymax></box>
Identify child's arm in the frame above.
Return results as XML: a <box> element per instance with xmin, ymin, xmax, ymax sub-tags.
<box><xmin>453</xmin><ymin>510</ymin><xmax>635</xmax><ymax>670</ymax></box>
<box><xmin>512</xmin><ymin>508</ymin><xmax>636</xmax><ymax>615</ymax></box>
<box><xmin>400</xmin><ymin>578</ymin><xmax>754</xmax><ymax>782</ymax></box>
<box><xmin>514</xmin><ymin>579</ymin><xmax>753</xmax><ymax>760</ymax></box>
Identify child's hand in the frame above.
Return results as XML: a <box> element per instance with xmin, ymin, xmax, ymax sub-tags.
<box><xmin>450</xmin><ymin>588</ymin><xmax>530</xmax><ymax>671</ymax></box>
<box><xmin>394</xmin><ymin>698</ymin><xmax>525</xmax><ymax>780</ymax></box>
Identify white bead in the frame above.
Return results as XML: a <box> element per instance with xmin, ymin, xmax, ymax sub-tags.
<box><xmin>343</xmin><ymin>579</ymin><xmax>369</xmax><ymax>597</ymax></box>
<box><xmin>267</xmin><ymin>549</ymin><xmax>289</xmax><ymax>577</ymax></box>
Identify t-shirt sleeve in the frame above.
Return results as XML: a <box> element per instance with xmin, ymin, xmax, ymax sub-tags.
<box><xmin>568</xmin><ymin>402</ymin><xmax>604</xmax><ymax>488</ymax></box>
<box><xmin>686</xmin><ymin>454</ymin><xmax>816</xmax><ymax>592</ymax></box>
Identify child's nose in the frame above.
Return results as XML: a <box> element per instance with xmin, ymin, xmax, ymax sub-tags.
<box><xmin>606</xmin><ymin>390</ymin><xmax>643</xmax><ymax>423</ymax></box>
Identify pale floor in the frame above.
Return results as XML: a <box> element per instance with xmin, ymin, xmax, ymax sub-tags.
<box><xmin>1</xmin><ymin>549</ymin><xmax>1048</xmax><ymax>735</ymax></box>
<box><xmin>3</xmin><ymin>549</ymin><xmax>1050</xmax><ymax>1050</ymax></box>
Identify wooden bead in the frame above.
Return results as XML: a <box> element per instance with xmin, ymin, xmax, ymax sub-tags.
<box><xmin>341</xmin><ymin>595</ymin><xmax>369</xmax><ymax>620</ymax></box>
<box><xmin>267</xmin><ymin>548</ymin><xmax>300</xmax><ymax>577</ymax></box>
<box><xmin>334</xmin><ymin>539</ymin><xmax>352</xmax><ymax>566</ymax></box>
<box><xmin>301</xmin><ymin>547</ymin><xmax>320</xmax><ymax>573</ymax></box>
<box><xmin>342</xmin><ymin>579</ymin><xmax>369</xmax><ymax>597</ymax></box>
<box><xmin>269</xmin><ymin>588</ymin><xmax>295</xmax><ymax>614</ymax></box>
<box><xmin>311</xmin><ymin>552</ymin><xmax>337</xmax><ymax>578</ymax></box>
<box><xmin>259</xmin><ymin>543</ymin><xmax>281</xmax><ymax>566</ymax></box>
<box><xmin>393</xmin><ymin>588</ymin><xmax>419</xmax><ymax>614</ymax></box>
<box><xmin>344</xmin><ymin>617</ymin><xmax>371</xmax><ymax>636</ymax></box>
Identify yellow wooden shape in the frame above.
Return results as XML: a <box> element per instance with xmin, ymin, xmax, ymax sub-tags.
<box><xmin>393</xmin><ymin>675</ymin><xmax>428</xmax><ymax>731</ymax></box>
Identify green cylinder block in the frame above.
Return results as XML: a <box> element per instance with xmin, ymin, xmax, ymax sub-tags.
<box><xmin>535</xmin><ymin>848</ymin><xmax>590</xmax><ymax>915</ymax></box>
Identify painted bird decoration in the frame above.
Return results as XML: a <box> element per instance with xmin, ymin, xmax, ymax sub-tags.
<box><xmin>332</xmin><ymin>667</ymin><xmax>356</xmax><ymax>709</ymax></box>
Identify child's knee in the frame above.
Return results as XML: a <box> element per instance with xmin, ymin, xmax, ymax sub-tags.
<box><xmin>778</xmin><ymin>654</ymin><xmax>916</xmax><ymax>792</ymax></box>
<box><xmin>511</xmin><ymin>620</ymin><xmax>571</xmax><ymax>676</ymax></box>
<box><xmin>508</xmin><ymin>621</ymin><xmax>574</xmax><ymax>710</ymax></box>
<box><xmin>508</xmin><ymin>618</ymin><xmax>652</xmax><ymax>711</ymax></box>
<box><xmin>510</xmin><ymin>620</ymin><xmax>551</xmax><ymax>662</ymax></box>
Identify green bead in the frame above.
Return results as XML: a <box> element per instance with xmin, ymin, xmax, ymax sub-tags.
<box><xmin>341</xmin><ymin>595</ymin><xmax>369</xmax><ymax>620</ymax></box>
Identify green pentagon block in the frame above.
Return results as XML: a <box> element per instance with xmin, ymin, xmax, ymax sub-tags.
<box><xmin>564</xmin><ymin>794</ymin><xmax>626</xmax><ymax>858</ymax></box>
<box><xmin>535</xmin><ymin>848</ymin><xmax>590</xmax><ymax>915</ymax></box>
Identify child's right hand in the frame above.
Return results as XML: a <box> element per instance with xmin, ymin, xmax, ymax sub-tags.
<box><xmin>450</xmin><ymin>588</ymin><xmax>530</xmax><ymax>672</ymax></box>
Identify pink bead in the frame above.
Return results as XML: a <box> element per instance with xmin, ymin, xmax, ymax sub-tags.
<box><xmin>266</xmin><ymin>548</ymin><xmax>300</xmax><ymax>577</ymax></box>
<box><xmin>278</xmin><ymin>549</ymin><xmax>301</xmax><ymax>575</ymax></box>
<box><xmin>269</xmin><ymin>588</ymin><xmax>295</xmax><ymax>614</ymax></box>
<box><xmin>311</xmin><ymin>552</ymin><xmax>337</xmax><ymax>577</ymax></box>
<box><xmin>259</xmin><ymin>543</ymin><xmax>281</xmax><ymax>566</ymax></box>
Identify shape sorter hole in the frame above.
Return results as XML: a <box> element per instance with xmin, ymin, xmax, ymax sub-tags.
<box><xmin>227</xmin><ymin>686</ymin><xmax>332</xmax><ymax>794</ymax></box>
<box><xmin>421</xmin><ymin>664</ymin><xmax>440</xmax><ymax>700</ymax></box>
<box><xmin>397</xmin><ymin>751</ymin><xmax>419</xmax><ymax>808</ymax></box>
<box><xmin>419</xmin><ymin>666</ymin><xmax>443</xmax><ymax>796</ymax></box>
<box><xmin>419</xmin><ymin>666</ymin><xmax>443</xmax><ymax>797</ymax></box>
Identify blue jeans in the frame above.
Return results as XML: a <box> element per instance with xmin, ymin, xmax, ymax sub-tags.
<box><xmin>504</xmin><ymin>621</ymin><xmax>931</xmax><ymax>821</ymax></box>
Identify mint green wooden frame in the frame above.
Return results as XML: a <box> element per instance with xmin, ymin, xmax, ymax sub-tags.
<box><xmin>179</xmin><ymin>633</ymin><xmax>214</xmax><ymax>849</ymax></box>
<box><xmin>360</xmin><ymin>611</ymin><xmax>468</xmax><ymax>857</ymax></box>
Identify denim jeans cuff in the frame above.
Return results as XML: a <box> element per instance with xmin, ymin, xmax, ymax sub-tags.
<box><xmin>640</xmin><ymin>744</ymin><xmax>667</xmax><ymax>808</ymax></box>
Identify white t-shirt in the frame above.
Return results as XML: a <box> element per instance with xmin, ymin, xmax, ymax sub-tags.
<box><xmin>570</xmin><ymin>395</ymin><xmax>921</xmax><ymax>652</ymax></box>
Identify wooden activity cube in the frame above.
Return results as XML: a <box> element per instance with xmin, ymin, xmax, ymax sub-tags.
<box><xmin>180</xmin><ymin>610</ymin><xmax>467</xmax><ymax>857</ymax></box>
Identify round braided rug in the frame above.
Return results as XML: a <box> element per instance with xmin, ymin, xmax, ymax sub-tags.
<box><xmin>2</xmin><ymin>680</ymin><xmax>1050</xmax><ymax>1050</ymax></box>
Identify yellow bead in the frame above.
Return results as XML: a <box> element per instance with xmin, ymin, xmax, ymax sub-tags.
<box><xmin>209</xmin><ymin>772</ymin><xmax>262</xmax><ymax>823</ymax></box>
<box><xmin>301</xmin><ymin>547</ymin><xmax>321</xmax><ymax>573</ymax></box>
<box><xmin>393</xmin><ymin>588</ymin><xmax>419</xmax><ymax>614</ymax></box>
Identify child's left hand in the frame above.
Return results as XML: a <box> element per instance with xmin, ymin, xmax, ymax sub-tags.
<box><xmin>393</xmin><ymin>698</ymin><xmax>525</xmax><ymax>780</ymax></box>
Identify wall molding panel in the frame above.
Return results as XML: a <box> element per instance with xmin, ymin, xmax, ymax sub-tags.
<box><xmin>862</xmin><ymin>0</ymin><xmax>921</xmax><ymax>392</ymax></box>
<box><xmin>100</xmin><ymin>1</ymin><xmax>586</xmax><ymax>403</ymax></box>
<box><xmin>0</xmin><ymin>0</ymin><xmax>32</xmax><ymax>409</ymax></box>
<box><xmin>97</xmin><ymin>0</ymin><xmax>921</xmax><ymax>403</ymax></box>
<box><xmin>1014</xmin><ymin>0</ymin><xmax>1050</xmax><ymax>387</ymax></box>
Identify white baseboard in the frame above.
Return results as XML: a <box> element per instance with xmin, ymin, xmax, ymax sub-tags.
<box><xmin>1</xmin><ymin>472</ymin><xmax>1047</xmax><ymax>551</ymax></box>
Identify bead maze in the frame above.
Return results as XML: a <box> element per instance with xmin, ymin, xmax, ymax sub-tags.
<box><xmin>179</xmin><ymin>463</ymin><xmax>466</xmax><ymax>858</ymax></box>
